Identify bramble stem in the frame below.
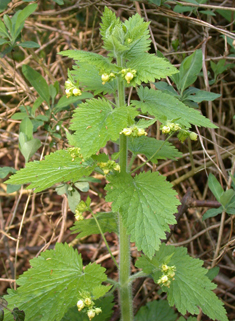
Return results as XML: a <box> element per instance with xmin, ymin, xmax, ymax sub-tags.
<box><xmin>117</xmin><ymin>55</ymin><xmax>134</xmax><ymax>321</ymax></box>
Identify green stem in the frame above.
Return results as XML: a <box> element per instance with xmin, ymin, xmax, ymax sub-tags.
<box><xmin>117</xmin><ymin>55</ymin><xmax>134</xmax><ymax>321</ymax></box>
<box><xmin>91</xmin><ymin>211</ymin><xmax>118</xmax><ymax>269</ymax></box>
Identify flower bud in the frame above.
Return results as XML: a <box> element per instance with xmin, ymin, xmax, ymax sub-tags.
<box><xmin>137</xmin><ymin>128</ymin><xmax>147</xmax><ymax>136</ymax></box>
<box><xmin>121</xmin><ymin>128</ymin><xmax>132</xmax><ymax>136</ymax></box>
<box><xmin>162</xmin><ymin>126</ymin><xmax>171</xmax><ymax>134</ymax></box>
<box><xmin>101</xmin><ymin>74</ymin><xmax>110</xmax><ymax>84</ymax></box>
<box><xmin>161</xmin><ymin>264</ymin><xmax>169</xmax><ymax>272</ymax></box>
<box><xmin>189</xmin><ymin>132</ymin><xmax>197</xmax><ymax>141</ymax></box>
<box><xmin>114</xmin><ymin>164</ymin><xmax>121</xmax><ymax>172</ymax></box>
<box><xmin>87</xmin><ymin>310</ymin><xmax>96</xmax><ymax>320</ymax></box>
<box><xmin>125</xmin><ymin>72</ymin><xmax>134</xmax><ymax>84</ymax></box>
<box><xmin>73</xmin><ymin>88</ymin><xmax>82</xmax><ymax>96</ymax></box>
<box><xmin>84</xmin><ymin>298</ymin><xmax>92</xmax><ymax>306</ymax></box>
<box><xmin>161</xmin><ymin>275</ymin><xmax>169</xmax><ymax>283</ymax></box>
<box><xmin>66</xmin><ymin>89</ymin><xmax>72</xmax><ymax>98</ymax></box>
<box><xmin>173</xmin><ymin>124</ymin><xmax>181</xmax><ymax>131</ymax></box>
<box><xmin>95</xmin><ymin>307</ymin><xmax>102</xmax><ymax>314</ymax></box>
<box><xmin>77</xmin><ymin>300</ymin><xmax>85</xmax><ymax>311</ymax></box>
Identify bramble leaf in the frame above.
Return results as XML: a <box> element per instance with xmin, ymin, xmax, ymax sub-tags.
<box><xmin>105</xmin><ymin>172</ymin><xmax>179</xmax><ymax>258</ymax></box>
<box><xmin>5</xmin><ymin>150</ymin><xmax>95</xmax><ymax>192</ymax></box>
<box><xmin>134</xmin><ymin>300</ymin><xmax>177</xmax><ymax>321</ymax></box>
<box><xmin>3</xmin><ymin>243</ymin><xmax>111</xmax><ymax>321</ymax></box>
<box><xmin>136</xmin><ymin>243</ymin><xmax>228</xmax><ymax>321</ymax></box>
<box><xmin>71</xmin><ymin>212</ymin><xmax>118</xmax><ymax>238</ymax></box>
<box><xmin>128</xmin><ymin>136</ymin><xmax>182</xmax><ymax>162</ymax></box>
<box><xmin>69</xmin><ymin>98</ymin><xmax>138</xmax><ymax>158</ymax></box>
<box><xmin>134</xmin><ymin>86</ymin><xmax>217</xmax><ymax>128</ymax></box>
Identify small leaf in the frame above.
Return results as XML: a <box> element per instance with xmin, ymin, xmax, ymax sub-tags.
<box><xmin>220</xmin><ymin>189</ymin><xmax>235</xmax><ymax>208</ymax></box>
<box><xmin>74</xmin><ymin>181</ymin><xmax>89</xmax><ymax>192</ymax></box>
<box><xmin>22</xmin><ymin>65</ymin><xmax>50</xmax><ymax>104</ymax></box>
<box><xmin>71</xmin><ymin>212</ymin><xmax>118</xmax><ymax>238</ymax></box>
<box><xmin>18</xmin><ymin>41</ymin><xmax>39</xmax><ymax>48</ymax></box>
<box><xmin>202</xmin><ymin>207</ymin><xmax>223</xmax><ymax>220</ymax></box>
<box><xmin>0</xmin><ymin>0</ymin><xmax>11</xmax><ymax>13</ymax></box>
<box><xmin>68</xmin><ymin>189</ymin><xmax>81</xmax><ymax>213</ymax></box>
<box><xmin>0</xmin><ymin>166</ymin><xmax>16</xmax><ymax>179</ymax></box>
<box><xmin>53</xmin><ymin>0</ymin><xmax>64</xmax><ymax>4</ymax></box>
<box><xmin>206</xmin><ymin>266</ymin><xmax>220</xmax><ymax>281</ymax></box>
<box><xmin>54</xmin><ymin>92</ymin><xmax>93</xmax><ymax>112</ymax></box>
<box><xmin>7</xmin><ymin>184</ymin><xmax>21</xmax><ymax>194</ymax></box>
<box><xmin>208</xmin><ymin>173</ymin><xmax>224</xmax><ymax>202</ymax></box>
<box><xmin>19</xmin><ymin>138</ymin><xmax>41</xmax><ymax>163</ymax></box>
<box><xmin>0</xmin><ymin>39</ymin><xmax>10</xmax><ymax>45</ymax></box>
<box><xmin>19</xmin><ymin>117</ymin><xmax>33</xmax><ymax>141</ymax></box>
<box><xmin>134</xmin><ymin>300</ymin><xmax>177</xmax><ymax>321</ymax></box>
<box><xmin>14</xmin><ymin>3</ymin><xmax>37</xmax><ymax>40</ymax></box>
<box><xmin>187</xmin><ymin>90</ymin><xmax>220</xmax><ymax>103</ymax></box>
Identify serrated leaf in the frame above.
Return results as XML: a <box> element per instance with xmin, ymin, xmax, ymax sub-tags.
<box><xmin>60</xmin><ymin>50</ymin><xmax>114</xmax><ymax>72</ymax></box>
<box><xmin>22</xmin><ymin>65</ymin><xmax>50</xmax><ymax>104</ymax></box>
<box><xmin>3</xmin><ymin>243</ymin><xmax>110</xmax><ymax>321</ymax></box>
<box><xmin>208</xmin><ymin>173</ymin><xmax>224</xmax><ymax>202</ymax></box>
<box><xmin>134</xmin><ymin>86</ymin><xmax>216</xmax><ymax>128</ymax></box>
<box><xmin>128</xmin><ymin>136</ymin><xmax>182</xmax><ymax>162</ymax></box>
<box><xmin>135</xmin><ymin>300</ymin><xmax>177</xmax><ymax>321</ymax></box>
<box><xmin>136</xmin><ymin>243</ymin><xmax>228</xmax><ymax>321</ymax></box>
<box><xmin>100</xmin><ymin>6</ymin><xmax>121</xmax><ymax>41</ymax></box>
<box><xmin>71</xmin><ymin>212</ymin><xmax>117</xmax><ymax>239</ymax></box>
<box><xmin>69</xmin><ymin>98</ymin><xmax>138</xmax><ymax>158</ymax></box>
<box><xmin>61</xmin><ymin>295</ymin><xmax>114</xmax><ymax>321</ymax></box>
<box><xmin>105</xmin><ymin>172</ymin><xmax>179</xmax><ymax>258</ymax></box>
<box><xmin>202</xmin><ymin>207</ymin><xmax>223</xmax><ymax>220</ymax></box>
<box><xmin>126</xmin><ymin>54</ymin><xmax>178</xmax><ymax>85</ymax></box>
<box><xmin>5</xmin><ymin>150</ymin><xmax>95</xmax><ymax>192</ymax></box>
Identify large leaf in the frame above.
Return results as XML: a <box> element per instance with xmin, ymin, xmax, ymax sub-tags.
<box><xmin>69</xmin><ymin>98</ymin><xmax>138</xmax><ymax>158</ymax></box>
<box><xmin>135</xmin><ymin>300</ymin><xmax>177</xmax><ymax>321</ymax></box>
<box><xmin>136</xmin><ymin>243</ymin><xmax>228</xmax><ymax>321</ymax></box>
<box><xmin>128</xmin><ymin>136</ymin><xmax>182</xmax><ymax>162</ymax></box>
<box><xmin>3</xmin><ymin>243</ymin><xmax>110</xmax><ymax>321</ymax></box>
<box><xmin>134</xmin><ymin>86</ymin><xmax>216</xmax><ymax>128</ymax></box>
<box><xmin>22</xmin><ymin>65</ymin><xmax>50</xmax><ymax>104</ymax></box>
<box><xmin>208</xmin><ymin>173</ymin><xmax>224</xmax><ymax>202</ymax></box>
<box><xmin>71</xmin><ymin>212</ymin><xmax>118</xmax><ymax>239</ymax></box>
<box><xmin>126</xmin><ymin>54</ymin><xmax>178</xmax><ymax>85</ymax></box>
<box><xmin>6</xmin><ymin>150</ymin><xmax>95</xmax><ymax>192</ymax></box>
<box><xmin>105</xmin><ymin>172</ymin><xmax>180</xmax><ymax>258</ymax></box>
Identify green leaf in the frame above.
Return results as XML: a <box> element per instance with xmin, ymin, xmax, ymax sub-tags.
<box><xmin>69</xmin><ymin>98</ymin><xmax>138</xmax><ymax>158</ymax></box>
<box><xmin>3</xmin><ymin>15</ymin><xmax>12</xmax><ymax>36</ymax></box>
<box><xmin>72</xmin><ymin>63</ymin><xmax>117</xmax><ymax>95</ymax></box>
<box><xmin>71</xmin><ymin>212</ymin><xmax>118</xmax><ymax>239</ymax></box>
<box><xmin>18</xmin><ymin>41</ymin><xmax>39</xmax><ymax>48</ymax></box>
<box><xmin>53</xmin><ymin>0</ymin><xmax>64</xmax><ymax>4</ymax></box>
<box><xmin>199</xmin><ymin>10</ymin><xmax>216</xmax><ymax>16</ymax></box>
<box><xmin>0</xmin><ymin>308</ymin><xmax>3</xmax><ymax>321</ymax></box>
<box><xmin>187</xmin><ymin>90</ymin><xmax>220</xmax><ymax>103</ymax></box>
<box><xmin>100</xmin><ymin>6</ymin><xmax>121</xmax><ymax>42</ymax></box>
<box><xmin>0</xmin><ymin>39</ymin><xmax>10</xmax><ymax>45</ymax></box>
<box><xmin>0</xmin><ymin>0</ymin><xmax>11</xmax><ymax>13</ymax></box>
<box><xmin>220</xmin><ymin>189</ymin><xmax>235</xmax><ymax>208</ymax></box>
<box><xmin>13</xmin><ymin>3</ymin><xmax>37</xmax><ymax>40</ymax></box>
<box><xmin>208</xmin><ymin>173</ymin><xmax>224</xmax><ymax>202</ymax></box>
<box><xmin>60</xmin><ymin>50</ymin><xmax>114</xmax><ymax>72</ymax></box>
<box><xmin>135</xmin><ymin>300</ymin><xmax>177</xmax><ymax>321</ymax></box>
<box><xmin>126</xmin><ymin>54</ymin><xmax>178</xmax><ymax>85</ymax></box>
<box><xmin>3</xmin><ymin>243</ymin><xmax>110</xmax><ymax>321</ymax></box>
<box><xmin>0</xmin><ymin>166</ymin><xmax>16</xmax><ymax>179</ymax></box>
<box><xmin>22</xmin><ymin>65</ymin><xmax>50</xmax><ymax>104</ymax></box>
<box><xmin>202</xmin><ymin>207</ymin><xmax>223</xmax><ymax>221</ymax></box>
<box><xmin>19</xmin><ymin>117</ymin><xmax>33</xmax><ymax>140</ymax></box>
<box><xmin>68</xmin><ymin>189</ymin><xmax>81</xmax><ymax>213</ymax></box>
<box><xmin>5</xmin><ymin>149</ymin><xmax>96</xmax><ymax>193</ymax></box>
<box><xmin>154</xmin><ymin>81</ymin><xmax>179</xmax><ymax>97</ymax></box>
<box><xmin>7</xmin><ymin>184</ymin><xmax>21</xmax><ymax>193</ymax></box>
<box><xmin>128</xmin><ymin>136</ymin><xmax>182</xmax><ymax>162</ymax></box>
<box><xmin>11</xmin><ymin>308</ymin><xmax>25</xmax><ymax>321</ymax></box>
<box><xmin>135</xmin><ymin>86</ymin><xmax>216</xmax><ymax>128</ymax></box>
<box><xmin>178</xmin><ymin>50</ymin><xmax>202</xmax><ymax>93</ymax></box>
<box><xmin>105</xmin><ymin>172</ymin><xmax>179</xmax><ymax>258</ymax></box>
<box><xmin>19</xmin><ymin>138</ymin><xmax>41</xmax><ymax>163</ymax></box>
<box><xmin>61</xmin><ymin>295</ymin><xmax>114</xmax><ymax>321</ymax></box>
<box><xmin>54</xmin><ymin>92</ymin><xmax>93</xmax><ymax>112</ymax></box>
<box><xmin>74</xmin><ymin>181</ymin><xmax>89</xmax><ymax>192</ymax></box>
<box><xmin>136</xmin><ymin>243</ymin><xmax>228</xmax><ymax>321</ymax></box>
<box><xmin>206</xmin><ymin>266</ymin><xmax>220</xmax><ymax>281</ymax></box>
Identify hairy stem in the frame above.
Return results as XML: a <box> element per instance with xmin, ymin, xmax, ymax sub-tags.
<box><xmin>117</xmin><ymin>55</ymin><xmax>134</xmax><ymax>321</ymax></box>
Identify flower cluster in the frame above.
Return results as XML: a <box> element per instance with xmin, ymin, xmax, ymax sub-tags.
<box><xmin>75</xmin><ymin>197</ymin><xmax>91</xmax><ymax>221</ymax></box>
<box><xmin>120</xmin><ymin>68</ymin><xmax>137</xmax><ymax>84</ymax></box>
<box><xmin>157</xmin><ymin>264</ymin><xmax>176</xmax><ymax>288</ymax></box>
<box><xmin>120</xmin><ymin>125</ymin><xmax>147</xmax><ymax>137</ymax></box>
<box><xmin>65</xmin><ymin>79</ymin><xmax>82</xmax><ymax>98</ymax></box>
<box><xmin>67</xmin><ymin>147</ymin><xmax>84</xmax><ymax>162</ymax></box>
<box><xmin>98</xmin><ymin>160</ymin><xmax>120</xmax><ymax>175</ymax></box>
<box><xmin>161</xmin><ymin>121</ymin><xmax>181</xmax><ymax>134</ymax></box>
<box><xmin>77</xmin><ymin>294</ymin><xmax>102</xmax><ymax>320</ymax></box>
<box><xmin>101</xmin><ymin>72</ymin><xmax>116</xmax><ymax>84</ymax></box>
